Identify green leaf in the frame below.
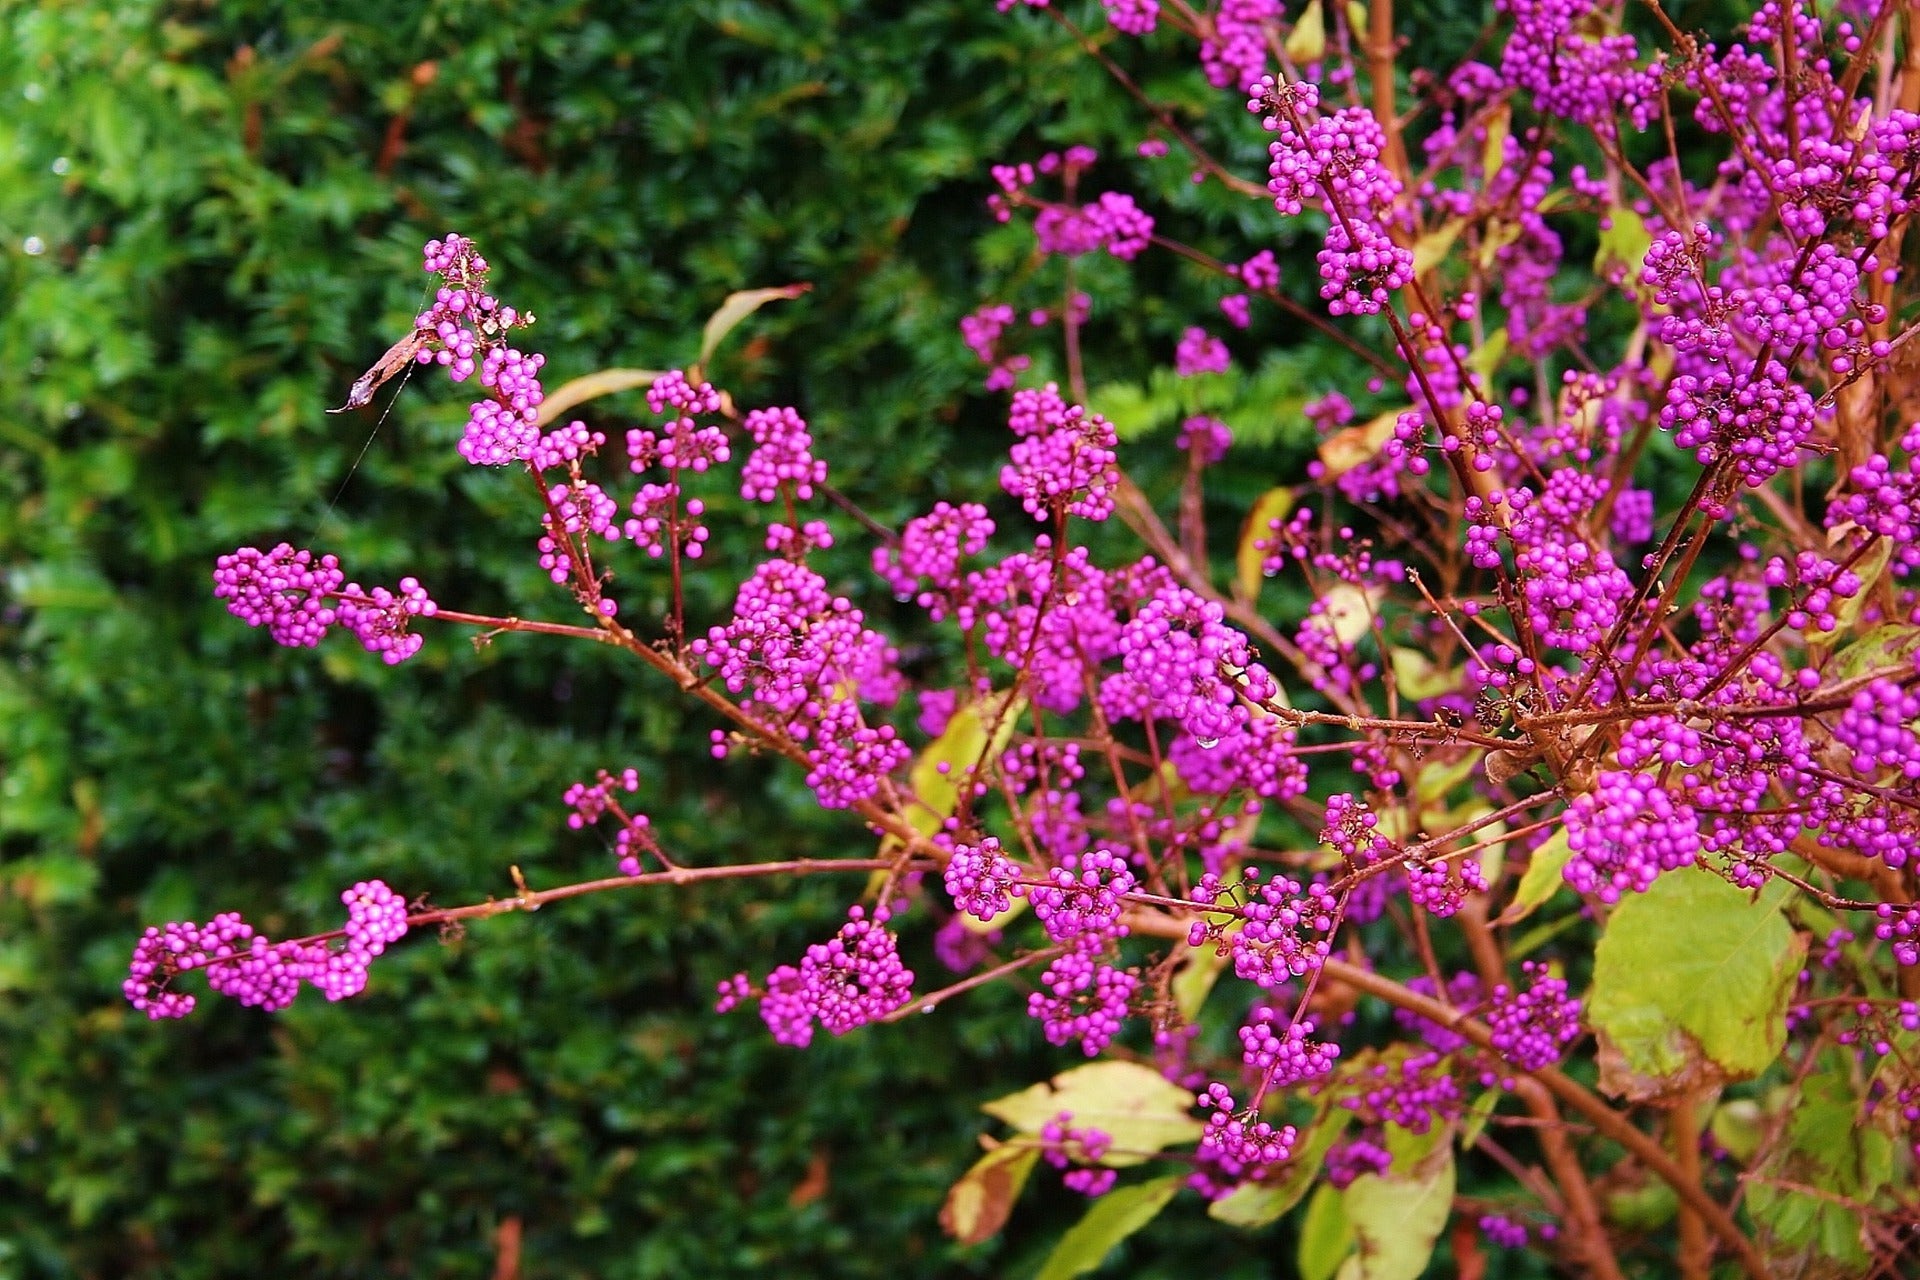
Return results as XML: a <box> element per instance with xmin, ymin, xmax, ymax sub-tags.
<box><xmin>1335</xmin><ymin>1128</ymin><xmax>1455</xmax><ymax>1280</ymax></box>
<box><xmin>1829</xmin><ymin>621</ymin><xmax>1920</xmax><ymax>683</ymax></box>
<box><xmin>1209</xmin><ymin>1105</ymin><xmax>1351</xmax><ymax>1229</ymax></box>
<box><xmin>1748</xmin><ymin>1067</ymin><xmax>1895</xmax><ymax>1276</ymax></box>
<box><xmin>940</xmin><ymin>1143</ymin><xmax>1040</xmax><ymax>1246</ymax></box>
<box><xmin>1498</xmin><ymin>828</ymin><xmax>1572</xmax><ymax>924</ymax></box>
<box><xmin>1595</xmin><ymin>205</ymin><xmax>1654</xmax><ymax>302</ymax></box>
<box><xmin>982</xmin><ymin>1061</ymin><xmax>1203</xmax><ymax>1167</ymax></box>
<box><xmin>1034</xmin><ymin>1175</ymin><xmax>1184</xmax><ymax>1280</ymax></box>
<box><xmin>693</xmin><ymin>283</ymin><xmax>810</xmax><ymax>373</ymax></box>
<box><xmin>1587</xmin><ymin>867</ymin><xmax>1806</xmax><ymax>1101</ymax></box>
<box><xmin>1170</xmin><ymin>938</ymin><xmax>1231</xmax><ymax>1022</ymax></box>
<box><xmin>1459</xmin><ymin>1090</ymin><xmax>1501</xmax><ymax>1150</ymax></box>
<box><xmin>1298</xmin><ymin>1182</ymin><xmax>1354</xmax><ymax>1280</ymax></box>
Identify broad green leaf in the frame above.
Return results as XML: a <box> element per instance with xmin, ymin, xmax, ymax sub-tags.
<box><xmin>1235</xmin><ymin>487</ymin><xmax>1295</xmax><ymax>603</ymax></box>
<box><xmin>1034</xmin><ymin>1175</ymin><xmax>1183</xmax><ymax>1280</ymax></box>
<box><xmin>1748</xmin><ymin>1067</ymin><xmax>1895</xmax><ymax>1276</ymax></box>
<box><xmin>1298</xmin><ymin>1182</ymin><xmax>1354</xmax><ymax>1280</ymax></box>
<box><xmin>1209</xmin><ymin>1105</ymin><xmax>1351</xmax><ymax>1229</ymax></box>
<box><xmin>1336</xmin><ymin>1127</ymin><xmax>1455</xmax><ymax>1280</ymax></box>
<box><xmin>1499</xmin><ymin>828</ymin><xmax>1573</xmax><ymax>925</ymax></box>
<box><xmin>983</xmin><ymin>1062</ymin><xmax>1203</xmax><ymax>1167</ymax></box>
<box><xmin>694</xmin><ymin>283</ymin><xmax>810</xmax><ymax>372</ymax></box>
<box><xmin>535</xmin><ymin>368</ymin><xmax>666</xmax><ymax>427</ymax></box>
<box><xmin>1587</xmin><ymin>867</ymin><xmax>1805</xmax><ymax>1101</ymax></box>
<box><xmin>940</xmin><ymin>1143</ymin><xmax>1040</xmax><ymax>1246</ymax></box>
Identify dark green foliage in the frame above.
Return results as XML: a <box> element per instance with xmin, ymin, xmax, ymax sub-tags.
<box><xmin>0</xmin><ymin>1</ymin><xmax>1317</xmax><ymax>1275</ymax></box>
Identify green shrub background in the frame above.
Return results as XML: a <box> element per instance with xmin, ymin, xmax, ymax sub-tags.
<box><xmin>0</xmin><ymin>1</ymin><xmax>1500</xmax><ymax>1275</ymax></box>
<box><xmin>2</xmin><ymin>2</ymin><xmax>1166</xmax><ymax>1275</ymax></box>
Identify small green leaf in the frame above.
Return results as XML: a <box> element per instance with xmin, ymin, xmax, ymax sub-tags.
<box><xmin>1499</xmin><ymin>828</ymin><xmax>1572</xmax><ymax>924</ymax></box>
<box><xmin>1459</xmin><ymin>1090</ymin><xmax>1501</xmax><ymax>1150</ymax></box>
<box><xmin>1034</xmin><ymin>1175</ymin><xmax>1183</xmax><ymax>1280</ymax></box>
<box><xmin>982</xmin><ymin>1061</ymin><xmax>1203</xmax><ymax>1167</ymax></box>
<box><xmin>1587</xmin><ymin>867</ymin><xmax>1805</xmax><ymax>1101</ymax></box>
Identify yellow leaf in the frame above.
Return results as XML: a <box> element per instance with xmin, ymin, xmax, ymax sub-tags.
<box><xmin>1285</xmin><ymin>0</ymin><xmax>1326</xmax><ymax>62</ymax></box>
<box><xmin>1235</xmin><ymin>486</ymin><xmax>1295</xmax><ymax>603</ymax></box>
<box><xmin>1480</xmin><ymin>104</ymin><xmax>1511</xmax><ymax>182</ymax></box>
<box><xmin>1466</xmin><ymin>327</ymin><xmax>1508</xmax><ymax>388</ymax></box>
<box><xmin>1317</xmin><ymin>407</ymin><xmax>1408</xmax><ymax>481</ymax></box>
<box><xmin>535</xmin><ymin>368</ymin><xmax>667</xmax><ymax>427</ymax></box>
<box><xmin>1411</xmin><ymin>218</ymin><xmax>1464</xmax><ymax>275</ymax></box>
<box><xmin>693</xmin><ymin>283</ymin><xmax>811</xmax><ymax>377</ymax></box>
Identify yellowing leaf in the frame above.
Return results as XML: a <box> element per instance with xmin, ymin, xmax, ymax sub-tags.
<box><xmin>1411</xmin><ymin>218</ymin><xmax>1465</xmax><ymax>276</ymax></box>
<box><xmin>1806</xmin><ymin>527</ymin><xmax>1893</xmax><ymax>647</ymax></box>
<box><xmin>983</xmin><ymin>1061</ymin><xmax>1203</xmax><ymax>1167</ymax></box>
<box><xmin>1317</xmin><ymin>407</ymin><xmax>1406</xmax><ymax>480</ymax></box>
<box><xmin>941</xmin><ymin>1143</ymin><xmax>1041</xmax><ymax>1245</ymax></box>
<box><xmin>536</xmin><ymin>368</ymin><xmax>667</xmax><ymax>427</ymax></box>
<box><xmin>1831</xmin><ymin>622</ymin><xmax>1920</xmax><ymax>682</ymax></box>
<box><xmin>1388</xmin><ymin>647</ymin><xmax>1456</xmax><ymax>702</ymax></box>
<box><xmin>1035</xmin><ymin>1176</ymin><xmax>1184</xmax><ymax>1280</ymax></box>
<box><xmin>1235</xmin><ymin>486</ymin><xmax>1295</xmax><ymax>603</ymax></box>
<box><xmin>1466</xmin><ymin>327</ymin><xmax>1508</xmax><ymax>389</ymax></box>
<box><xmin>694</xmin><ymin>283</ymin><xmax>810</xmax><ymax>375</ymax></box>
<box><xmin>1313</xmin><ymin>582</ymin><xmax>1382</xmax><ymax>648</ymax></box>
<box><xmin>1336</xmin><ymin>1126</ymin><xmax>1455</xmax><ymax>1280</ymax></box>
<box><xmin>1480</xmin><ymin>104</ymin><xmax>1511</xmax><ymax>182</ymax></box>
<box><xmin>1587</xmin><ymin>866</ymin><xmax>1805</xmax><ymax>1102</ymax></box>
<box><xmin>1285</xmin><ymin>0</ymin><xmax>1327</xmax><ymax>63</ymax></box>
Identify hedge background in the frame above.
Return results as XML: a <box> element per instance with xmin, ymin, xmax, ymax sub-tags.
<box><xmin>0</xmin><ymin>0</ymin><xmax>1490</xmax><ymax>1276</ymax></box>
